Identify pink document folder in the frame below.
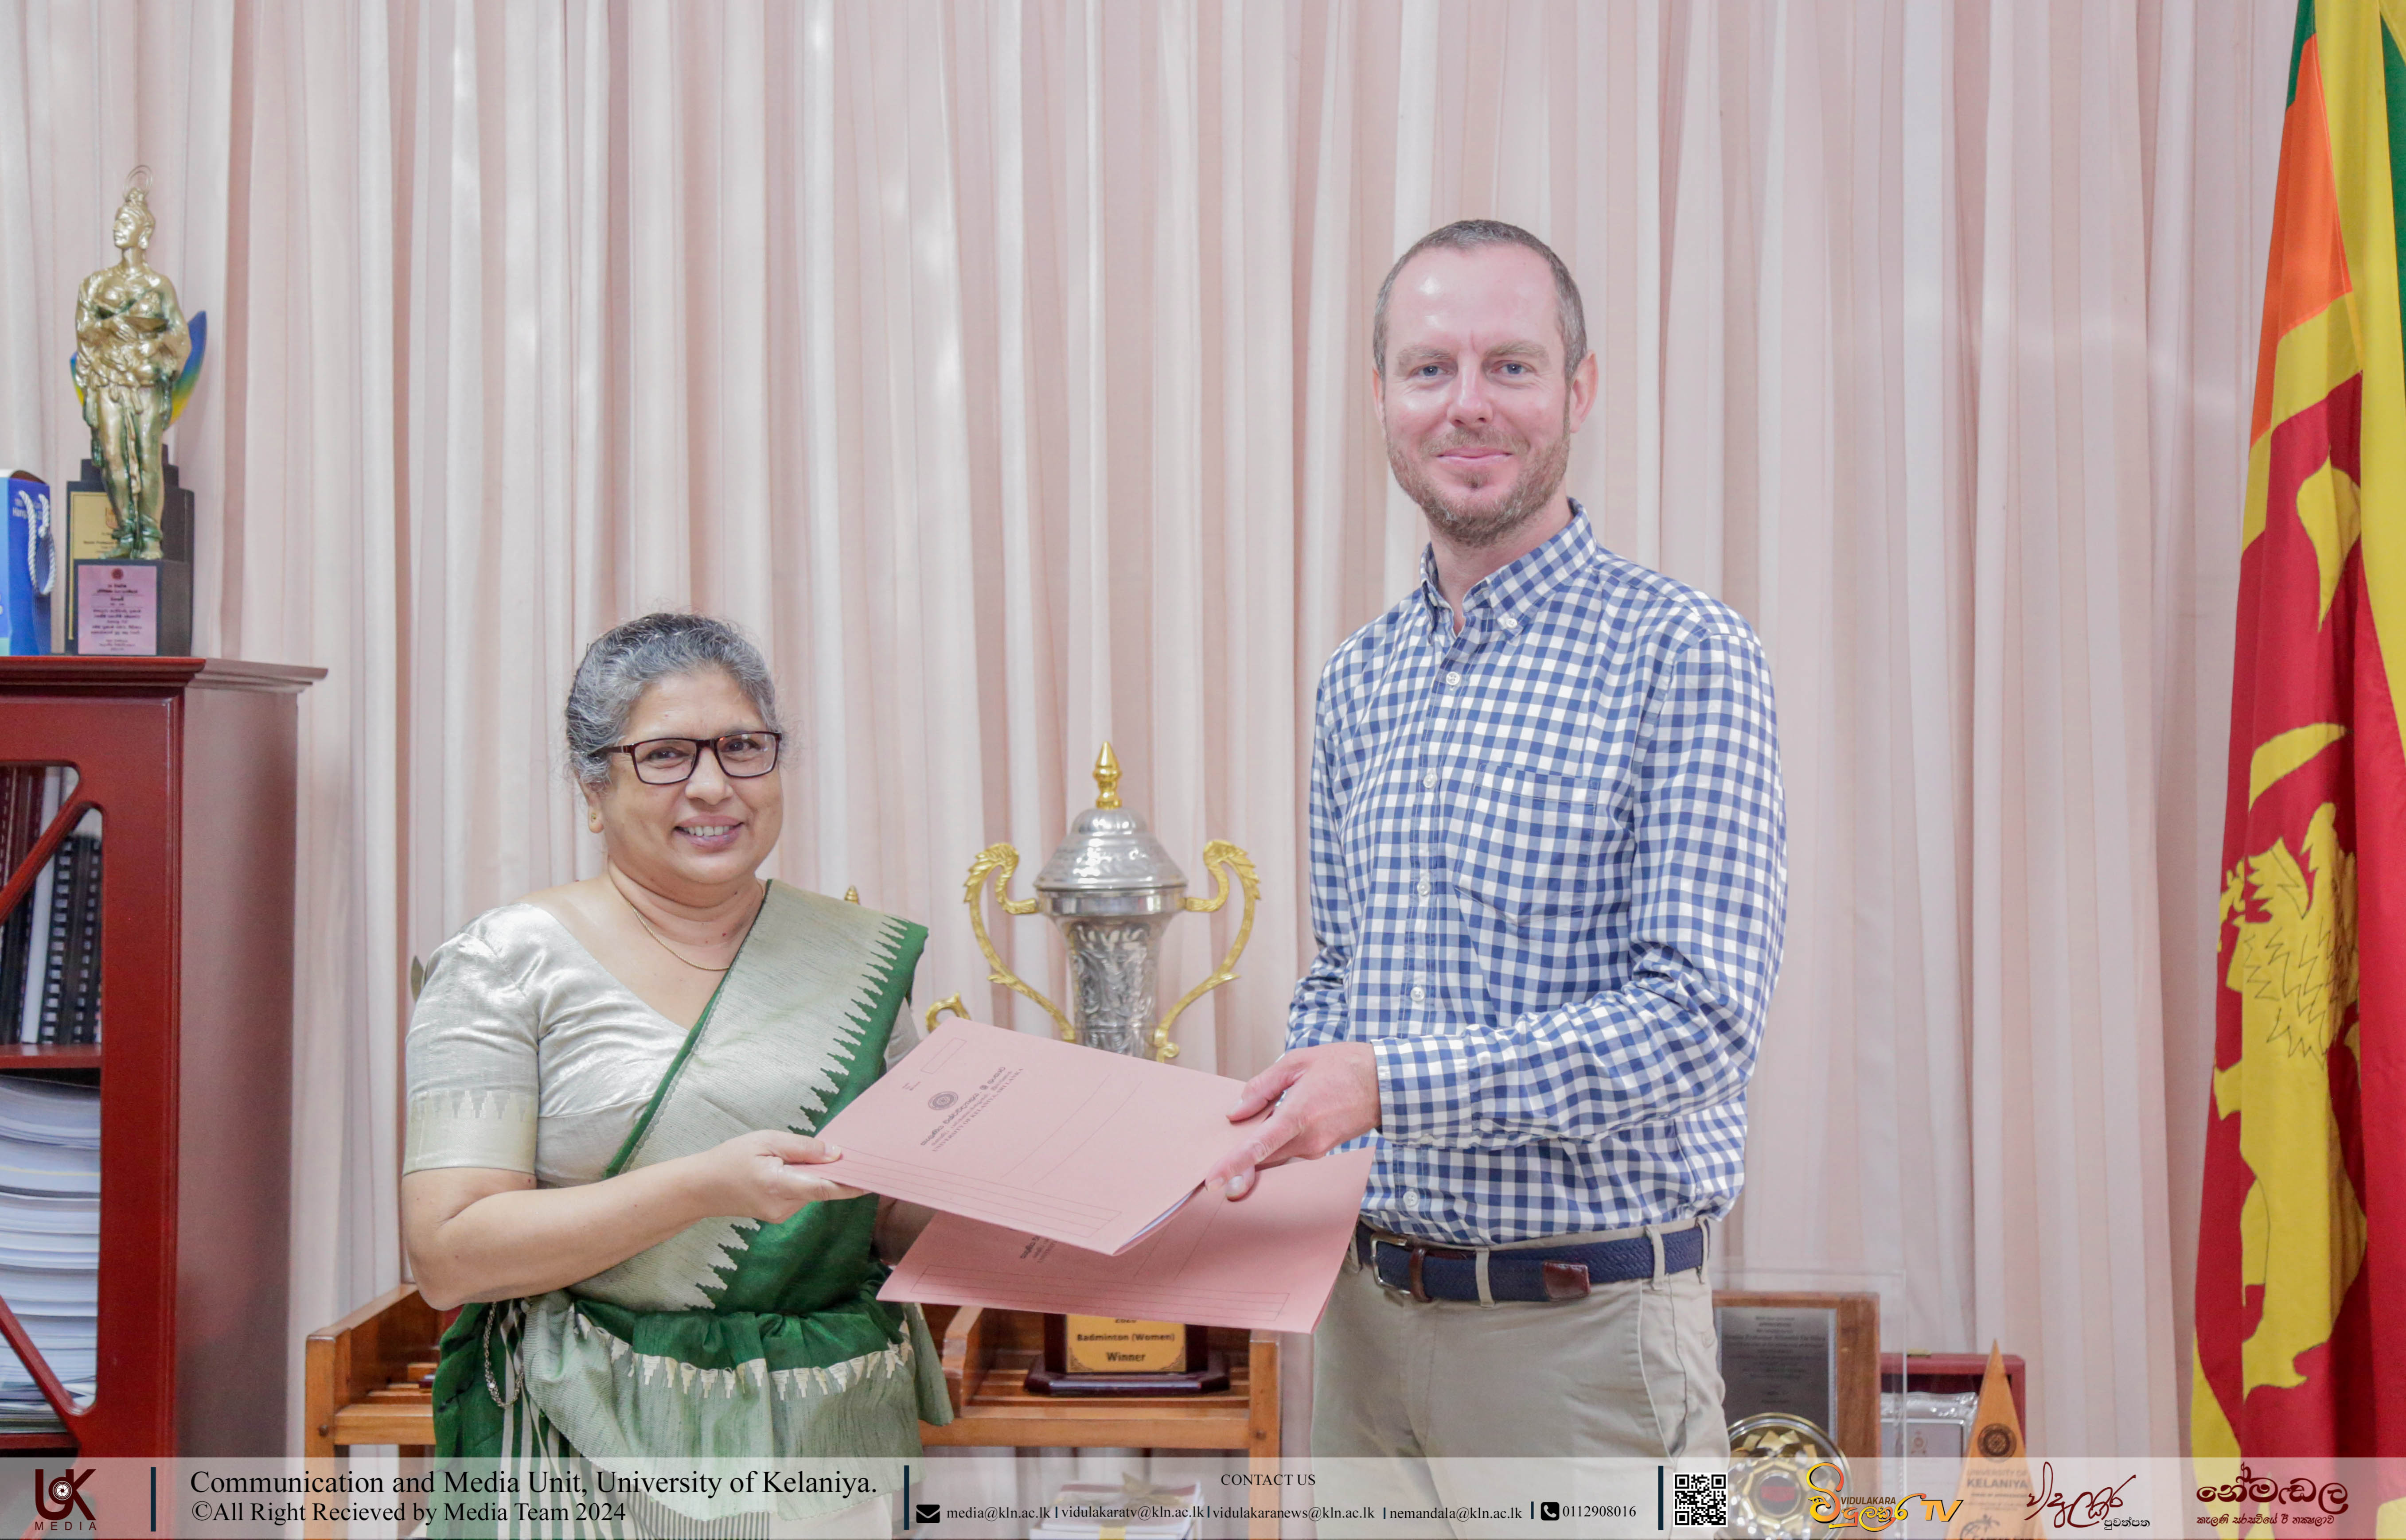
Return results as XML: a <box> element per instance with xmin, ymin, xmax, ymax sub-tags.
<box><xmin>880</xmin><ymin>1147</ymin><xmax>1373</xmax><ymax>1333</ymax></box>
<box><xmin>815</xmin><ymin>1019</ymin><xmax>1266</xmax><ymax>1255</ymax></box>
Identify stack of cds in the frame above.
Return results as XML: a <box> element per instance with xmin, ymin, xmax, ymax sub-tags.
<box><xmin>0</xmin><ymin>1080</ymin><xmax>97</xmax><ymax>1432</ymax></box>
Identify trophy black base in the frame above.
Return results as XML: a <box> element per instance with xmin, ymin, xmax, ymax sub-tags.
<box><xmin>67</xmin><ymin>557</ymin><xmax>191</xmax><ymax>656</ymax></box>
<box><xmin>1024</xmin><ymin>1349</ymin><xmax>1230</xmax><ymax>1398</ymax></box>
<box><xmin>62</xmin><ymin>458</ymin><xmax>195</xmax><ymax>655</ymax></box>
<box><xmin>1025</xmin><ymin>1316</ymin><xmax>1228</xmax><ymax>1396</ymax></box>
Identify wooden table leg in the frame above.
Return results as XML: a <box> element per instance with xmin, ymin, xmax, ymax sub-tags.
<box><xmin>1247</xmin><ymin>1333</ymin><xmax>1281</xmax><ymax>1540</ymax></box>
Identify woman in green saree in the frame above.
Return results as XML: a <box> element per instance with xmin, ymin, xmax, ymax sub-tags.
<box><xmin>403</xmin><ymin>613</ymin><xmax>950</xmax><ymax>1538</ymax></box>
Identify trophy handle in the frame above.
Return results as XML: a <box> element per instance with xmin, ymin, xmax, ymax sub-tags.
<box><xmin>963</xmin><ymin>843</ymin><xmax>1075</xmax><ymax>1041</ymax></box>
<box><xmin>923</xmin><ymin>993</ymin><xmax>968</xmax><ymax>1034</ymax></box>
<box><xmin>1151</xmin><ymin>839</ymin><xmax>1260</xmax><ymax>1062</ymax></box>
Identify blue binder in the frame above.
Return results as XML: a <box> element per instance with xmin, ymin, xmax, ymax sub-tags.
<box><xmin>2</xmin><ymin>473</ymin><xmax>52</xmax><ymax>655</ymax></box>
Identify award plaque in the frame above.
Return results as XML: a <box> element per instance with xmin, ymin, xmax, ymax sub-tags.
<box><xmin>1720</xmin><ymin>1304</ymin><xmax>1839</xmax><ymax>1435</ymax></box>
<box><xmin>1718</xmin><ymin>1291</ymin><xmax>1883</xmax><ymax>1458</ymax></box>
<box><xmin>941</xmin><ymin>743</ymin><xmax>1260</xmax><ymax>1398</ymax></box>
<box><xmin>71</xmin><ymin>559</ymin><xmax>189</xmax><ymax>656</ymax></box>
<box><xmin>1025</xmin><ymin>1317</ymin><xmax>1228</xmax><ymax>1396</ymax></box>
<box><xmin>1941</xmin><ymin>1346</ymin><xmax>2033</xmax><ymax>1540</ymax></box>
<box><xmin>63</xmin><ymin>457</ymin><xmax>191</xmax><ymax>655</ymax></box>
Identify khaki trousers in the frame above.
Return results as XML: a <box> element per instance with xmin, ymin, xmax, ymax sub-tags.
<box><xmin>1311</xmin><ymin>1230</ymin><xmax>1727</xmax><ymax>1536</ymax></box>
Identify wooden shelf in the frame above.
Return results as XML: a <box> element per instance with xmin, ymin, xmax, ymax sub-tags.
<box><xmin>0</xmin><ymin>657</ymin><xmax>324</xmax><ymax>696</ymax></box>
<box><xmin>0</xmin><ymin>1433</ymin><xmax>78</xmax><ymax>1451</ymax></box>
<box><xmin>922</xmin><ymin>1305</ymin><xmax>1277</xmax><ymax>1452</ymax></box>
<box><xmin>326</xmin><ymin>1402</ymin><xmax>436</xmax><ymax>1447</ymax></box>
<box><xmin>1</xmin><ymin>657</ymin><xmax>317</xmax><ymax>1454</ymax></box>
<box><xmin>0</xmin><ymin>1045</ymin><xmax>102</xmax><ymax>1069</ymax></box>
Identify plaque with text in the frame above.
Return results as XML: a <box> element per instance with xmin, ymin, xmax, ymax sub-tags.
<box><xmin>1064</xmin><ymin>1317</ymin><xmax>1185</xmax><ymax>1374</ymax></box>
<box><xmin>1030</xmin><ymin>1314</ymin><xmax>1224</xmax><ymax>1396</ymax></box>
<box><xmin>75</xmin><ymin>561</ymin><xmax>157</xmax><ymax>654</ymax></box>
<box><xmin>60</xmin><ymin>457</ymin><xmax>193</xmax><ymax>652</ymax></box>
<box><xmin>1718</xmin><ymin>1304</ymin><xmax>1838</xmax><ymax>1435</ymax></box>
<box><xmin>70</xmin><ymin>558</ymin><xmax>190</xmax><ymax>656</ymax></box>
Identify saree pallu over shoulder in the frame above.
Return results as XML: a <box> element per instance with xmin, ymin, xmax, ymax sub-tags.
<box><xmin>434</xmin><ymin>885</ymin><xmax>952</xmax><ymax>1533</ymax></box>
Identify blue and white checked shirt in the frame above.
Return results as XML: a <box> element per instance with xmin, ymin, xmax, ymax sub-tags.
<box><xmin>1289</xmin><ymin>508</ymin><xmax>1786</xmax><ymax>1245</ymax></box>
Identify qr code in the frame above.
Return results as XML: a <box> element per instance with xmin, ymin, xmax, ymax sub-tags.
<box><xmin>1672</xmin><ymin>1470</ymin><xmax>1727</xmax><ymax>1529</ymax></box>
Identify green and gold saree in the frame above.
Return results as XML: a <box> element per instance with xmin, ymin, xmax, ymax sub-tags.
<box><xmin>409</xmin><ymin>884</ymin><xmax>951</xmax><ymax>1536</ymax></box>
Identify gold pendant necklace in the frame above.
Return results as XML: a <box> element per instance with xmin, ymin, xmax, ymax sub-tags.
<box><xmin>620</xmin><ymin>880</ymin><xmax>760</xmax><ymax>974</ymax></box>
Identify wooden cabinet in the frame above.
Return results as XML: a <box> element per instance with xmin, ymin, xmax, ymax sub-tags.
<box><xmin>0</xmin><ymin>656</ymin><xmax>320</xmax><ymax>1454</ymax></box>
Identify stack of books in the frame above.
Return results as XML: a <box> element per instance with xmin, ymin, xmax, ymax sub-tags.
<box><xmin>0</xmin><ymin>1078</ymin><xmax>97</xmax><ymax>1431</ymax></box>
<box><xmin>0</xmin><ymin>769</ymin><xmax>53</xmax><ymax>1032</ymax></box>
<box><xmin>0</xmin><ymin>768</ymin><xmax>101</xmax><ymax>1045</ymax></box>
<box><xmin>1031</xmin><ymin>1479</ymin><xmax>1200</xmax><ymax>1540</ymax></box>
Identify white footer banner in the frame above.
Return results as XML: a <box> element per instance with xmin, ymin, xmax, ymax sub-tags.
<box><xmin>0</xmin><ymin>1455</ymin><xmax>2377</xmax><ymax>1538</ymax></box>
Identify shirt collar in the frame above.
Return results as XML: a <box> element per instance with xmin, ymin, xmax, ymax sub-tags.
<box><xmin>1417</xmin><ymin>500</ymin><xmax>1599</xmax><ymax>634</ymax></box>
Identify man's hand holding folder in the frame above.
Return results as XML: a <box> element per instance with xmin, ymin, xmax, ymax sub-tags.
<box><xmin>815</xmin><ymin>1019</ymin><xmax>1370</xmax><ymax>1332</ymax></box>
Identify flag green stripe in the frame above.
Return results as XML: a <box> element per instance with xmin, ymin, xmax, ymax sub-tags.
<box><xmin>2387</xmin><ymin>14</ymin><xmax>2406</xmax><ymax>386</ymax></box>
<box><xmin>2292</xmin><ymin>0</ymin><xmax>2319</xmax><ymax>106</ymax></box>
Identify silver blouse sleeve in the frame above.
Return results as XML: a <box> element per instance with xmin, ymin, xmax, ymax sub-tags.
<box><xmin>402</xmin><ymin>926</ymin><xmax>541</xmax><ymax>1176</ymax></box>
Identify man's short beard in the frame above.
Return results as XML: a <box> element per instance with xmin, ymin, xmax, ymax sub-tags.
<box><xmin>1387</xmin><ymin>412</ymin><xmax>1573</xmax><ymax>550</ymax></box>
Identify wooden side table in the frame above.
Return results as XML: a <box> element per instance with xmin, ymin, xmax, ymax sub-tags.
<box><xmin>305</xmin><ymin>1293</ymin><xmax>1283</xmax><ymax>1540</ymax></box>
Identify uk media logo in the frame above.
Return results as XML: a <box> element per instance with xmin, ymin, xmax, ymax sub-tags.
<box><xmin>32</xmin><ymin>1467</ymin><xmax>95</xmax><ymax>1524</ymax></box>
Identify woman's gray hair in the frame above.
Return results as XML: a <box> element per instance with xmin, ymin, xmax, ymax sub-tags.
<box><xmin>565</xmin><ymin>613</ymin><xmax>784</xmax><ymax>787</ymax></box>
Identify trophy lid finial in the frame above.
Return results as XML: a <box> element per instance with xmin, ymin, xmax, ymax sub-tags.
<box><xmin>1038</xmin><ymin>740</ymin><xmax>1184</xmax><ymax>900</ymax></box>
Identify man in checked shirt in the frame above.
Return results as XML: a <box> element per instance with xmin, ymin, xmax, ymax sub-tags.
<box><xmin>1205</xmin><ymin>220</ymin><xmax>1786</xmax><ymax>1503</ymax></box>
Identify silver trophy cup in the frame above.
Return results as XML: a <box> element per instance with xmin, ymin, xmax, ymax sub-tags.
<box><xmin>933</xmin><ymin>743</ymin><xmax>1257</xmax><ymax>1062</ymax></box>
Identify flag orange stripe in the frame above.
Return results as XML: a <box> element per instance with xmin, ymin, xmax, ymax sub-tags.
<box><xmin>2253</xmin><ymin>35</ymin><xmax>2357</xmax><ymax>443</ymax></box>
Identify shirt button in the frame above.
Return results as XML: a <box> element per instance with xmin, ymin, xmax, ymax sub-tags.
<box><xmin>1417</xmin><ymin>877</ymin><xmax>1431</xmax><ymax>897</ymax></box>
<box><xmin>1403</xmin><ymin>1191</ymin><xmax>1421</xmax><ymax>1211</ymax></box>
<box><xmin>1421</xmin><ymin>772</ymin><xmax>1437</xmax><ymax>790</ymax></box>
<box><xmin>1410</xmin><ymin>986</ymin><xmax>1426</xmax><ymax>1002</ymax></box>
<box><xmin>1445</xmin><ymin>671</ymin><xmax>1462</xmax><ymax>686</ymax></box>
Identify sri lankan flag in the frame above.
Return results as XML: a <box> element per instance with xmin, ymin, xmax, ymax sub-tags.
<box><xmin>2192</xmin><ymin>0</ymin><xmax>2406</xmax><ymax>1500</ymax></box>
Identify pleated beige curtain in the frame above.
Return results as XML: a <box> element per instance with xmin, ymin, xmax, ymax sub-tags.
<box><xmin>0</xmin><ymin>0</ymin><xmax>2293</xmax><ymax>1460</ymax></box>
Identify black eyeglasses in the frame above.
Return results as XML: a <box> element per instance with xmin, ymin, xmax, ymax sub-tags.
<box><xmin>610</xmin><ymin>731</ymin><xmax>784</xmax><ymax>785</ymax></box>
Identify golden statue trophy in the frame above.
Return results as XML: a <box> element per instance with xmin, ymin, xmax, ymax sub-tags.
<box><xmin>67</xmin><ymin>167</ymin><xmax>203</xmax><ymax>655</ymax></box>
<box><xmin>932</xmin><ymin>742</ymin><xmax>1258</xmax><ymax>1395</ymax></box>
